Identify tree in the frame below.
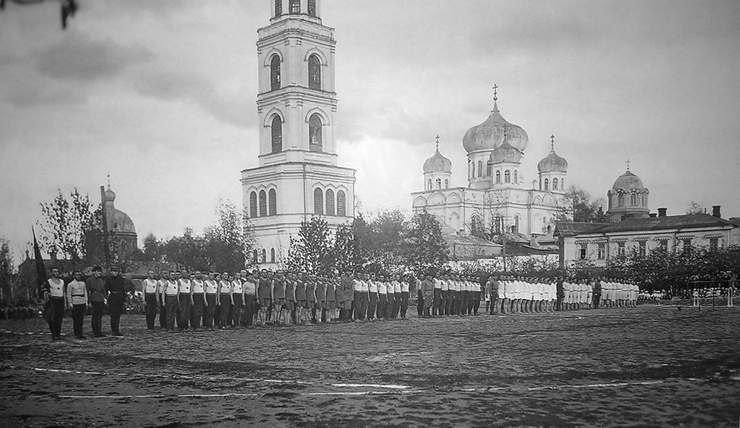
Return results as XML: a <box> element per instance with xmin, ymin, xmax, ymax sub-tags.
<box><xmin>351</xmin><ymin>214</ymin><xmax>372</xmax><ymax>271</ymax></box>
<box><xmin>0</xmin><ymin>239</ymin><xmax>13</xmax><ymax>303</ymax></box>
<box><xmin>331</xmin><ymin>223</ymin><xmax>355</xmax><ymax>275</ymax></box>
<box><xmin>142</xmin><ymin>233</ymin><xmax>161</xmax><ymax>261</ymax></box>
<box><xmin>204</xmin><ymin>199</ymin><xmax>253</xmax><ymax>272</ymax></box>
<box><xmin>686</xmin><ymin>201</ymin><xmax>704</xmax><ymax>215</ymax></box>
<box><xmin>161</xmin><ymin>228</ymin><xmax>210</xmax><ymax>272</ymax></box>
<box><xmin>286</xmin><ymin>217</ymin><xmax>334</xmax><ymax>275</ymax></box>
<box><xmin>38</xmin><ymin>188</ymin><xmax>101</xmax><ymax>266</ymax></box>
<box><xmin>469</xmin><ymin>212</ymin><xmax>486</xmax><ymax>239</ymax></box>
<box><xmin>403</xmin><ymin>210</ymin><xmax>449</xmax><ymax>277</ymax></box>
<box><xmin>562</xmin><ymin>185</ymin><xmax>606</xmax><ymax>223</ymax></box>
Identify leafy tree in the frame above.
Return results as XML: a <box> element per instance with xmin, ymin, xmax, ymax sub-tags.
<box><xmin>286</xmin><ymin>217</ymin><xmax>334</xmax><ymax>275</ymax></box>
<box><xmin>403</xmin><ymin>210</ymin><xmax>449</xmax><ymax>277</ymax></box>
<box><xmin>204</xmin><ymin>199</ymin><xmax>253</xmax><ymax>272</ymax></box>
<box><xmin>142</xmin><ymin>233</ymin><xmax>161</xmax><ymax>261</ymax></box>
<box><xmin>561</xmin><ymin>185</ymin><xmax>606</xmax><ymax>223</ymax></box>
<box><xmin>351</xmin><ymin>214</ymin><xmax>372</xmax><ymax>271</ymax></box>
<box><xmin>686</xmin><ymin>201</ymin><xmax>704</xmax><ymax>215</ymax></box>
<box><xmin>161</xmin><ymin>228</ymin><xmax>210</xmax><ymax>271</ymax></box>
<box><xmin>332</xmin><ymin>223</ymin><xmax>355</xmax><ymax>274</ymax></box>
<box><xmin>38</xmin><ymin>188</ymin><xmax>101</xmax><ymax>265</ymax></box>
<box><xmin>0</xmin><ymin>239</ymin><xmax>13</xmax><ymax>302</ymax></box>
<box><xmin>469</xmin><ymin>212</ymin><xmax>486</xmax><ymax>239</ymax></box>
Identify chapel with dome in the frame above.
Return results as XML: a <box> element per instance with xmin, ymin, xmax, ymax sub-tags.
<box><xmin>412</xmin><ymin>88</ymin><xmax>572</xmax><ymax>239</ymax></box>
<box><xmin>84</xmin><ymin>182</ymin><xmax>139</xmax><ymax>267</ymax></box>
<box><xmin>605</xmin><ymin>166</ymin><xmax>650</xmax><ymax>222</ymax></box>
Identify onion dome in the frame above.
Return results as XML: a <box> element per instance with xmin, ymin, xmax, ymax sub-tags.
<box><xmin>423</xmin><ymin>138</ymin><xmax>452</xmax><ymax>173</ymax></box>
<box><xmin>612</xmin><ymin>170</ymin><xmax>645</xmax><ymax>191</ymax></box>
<box><xmin>490</xmin><ymin>140</ymin><xmax>523</xmax><ymax>164</ymax></box>
<box><xmin>103</xmin><ymin>187</ymin><xmax>116</xmax><ymax>202</ymax></box>
<box><xmin>538</xmin><ymin>135</ymin><xmax>568</xmax><ymax>173</ymax></box>
<box><xmin>462</xmin><ymin>102</ymin><xmax>529</xmax><ymax>154</ymax></box>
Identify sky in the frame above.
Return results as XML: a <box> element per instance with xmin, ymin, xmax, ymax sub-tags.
<box><xmin>1</xmin><ymin>0</ymin><xmax>739</xmax><ymax>260</ymax></box>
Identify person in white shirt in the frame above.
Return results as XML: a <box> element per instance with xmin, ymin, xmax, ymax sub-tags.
<box><xmin>142</xmin><ymin>270</ymin><xmax>159</xmax><ymax>330</ymax></box>
<box><xmin>231</xmin><ymin>273</ymin><xmax>244</xmax><ymax>327</ymax></box>
<box><xmin>156</xmin><ymin>271</ymin><xmax>169</xmax><ymax>329</ymax></box>
<box><xmin>499</xmin><ymin>276</ymin><xmax>509</xmax><ymax>314</ymax></box>
<box><xmin>352</xmin><ymin>274</ymin><xmax>365</xmax><ymax>321</ymax></box>
<box><xmin>203</xmin><ymin>272</ymin><xmax>219</xmax><ymax>329</ymax></box>
<box><xmin>243</xmin><ymin>271</ymin><xmax>258</xmax><ymax>326</ymax></box>
<box><xmin>176</xmin><ymin>272</ymin><xmax>192</xmax><ymax>330</ymax></box>
<box><xmin>377</xmin><ymin>277</ymin><xmax>388</xmax><ymax>320</ymax></box>
<box><xmin>190</xmin><ymin>271</ymin><xmax>206</xmax><ymax>329</ymax></box>
<box><xmin>400</xmin><ymin>275</ymin><xmax>410</xmax><ymax>319</ymax></box>
<box><xmin>162</xmin><ymin>272</ymin><xmax>179</xmax><ymax>331</ymax></box>
<box><xmin>433</xmin><ymin>275</ymin><xmax>443</xmax><ymax>317</ymax></box>
<box><xmin>46</xmin><ymin>266</ymin><xmax>65</xmax><ymax>340</ymax></box>
<box><xmin>66</xmin><ymin>270</ymin><xmax>88</xmax><ymax>339</ymax></box>
<box><xmin>218</xmin><ymin>273</ymin><xmax>233</xmax><ymax>328</ymax></box>
<box><xmin>367</xmin><ymin>274</ymin><xmax>379</xmax><ymax>320</ymax></box>
<box><xmin>393</xmin><ymin>275</ymin><xmax>402</xmax><ymax>318</ymax></box>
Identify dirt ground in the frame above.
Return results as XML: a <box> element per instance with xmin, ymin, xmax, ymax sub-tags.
<box><xmin>1</xmin><ymin>305</ymin><xmax>739</xmax><ymax>427</ymax></box>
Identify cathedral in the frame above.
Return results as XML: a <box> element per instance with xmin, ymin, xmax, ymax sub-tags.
<box><xmin>241</xmin><ymin>0</ymin><xmax>356</xmax><ymax>266</ymax></box>
<box><xmin>411</xmin><ymin>90</ymin><xmax>572</xmax><ymax>240</ymax></box>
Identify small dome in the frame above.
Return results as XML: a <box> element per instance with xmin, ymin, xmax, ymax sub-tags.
<box><xmin>538</xmin><ymin>150</ymin><xmax>568</xmax><ymax>173</ymax></box>
<box><xmin>612</xmin><ymin>170</ymin><xmax>645</xmax><ymax>191</ymax></box>
<box><xmin>103</xmin><ymin>187</ymin><xmax>116</xmax><ymax>201</ymax></box>
<box><xmin>462</xmin><ymin>104</ymin><xmax>529</xmax><ymax>154</ymax></box>
<box><xmin>110</xmin><ymin>209</ymin><xmax>136</xmax><ymax>234</ymax></box>
<box><xmin>490</xmin><ymin>140</ymin><xmax>523</xmax><ymax>164</ymax></box>
<box><xmin>423</xmin><ymin>146</ymin><xmax>452</xmax><ymax>174</ymax></box>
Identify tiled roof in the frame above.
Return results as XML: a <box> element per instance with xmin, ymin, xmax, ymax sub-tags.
<box><xmin>554</xmin><ymin>222</ymin><xmax>609</xmax><ymax>237</ymax></box>
<box><xmin>557</xmin><ymin>214</ymin><xmax>735</xmax><ymax>237</ymax></box>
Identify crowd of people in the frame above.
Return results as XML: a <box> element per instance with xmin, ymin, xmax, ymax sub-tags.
<box><xmin>42</xmin><ymin>265</ymin><xmax>646</xmax><ymax>340</ymax></box>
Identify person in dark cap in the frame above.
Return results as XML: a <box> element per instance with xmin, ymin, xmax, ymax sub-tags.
<box><xmin>105</xmin><ymin>265</ymin><xmax>127</xmax><ymax>336</ymax></box>
<box><xmin>86</xmin><ymin>266</ymin><xmax>106</xmax><ymax>337</ymax></box>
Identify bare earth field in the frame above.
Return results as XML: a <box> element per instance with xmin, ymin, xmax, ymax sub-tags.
<box><xmin>1</xmin><ymin>306</ymin><xmax>739</xmax><ymax>427</ymax></box>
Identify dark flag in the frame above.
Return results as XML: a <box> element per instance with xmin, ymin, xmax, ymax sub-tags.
<box><xmin>32</xmin><ymin>227</ymin><xmax>50</xmax><ymax>326</ymax></box>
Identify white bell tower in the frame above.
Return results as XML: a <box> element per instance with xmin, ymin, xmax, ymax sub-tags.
<box><xmin>242</xmin><ymin>0</ymin><xmax>356</xmax><ymax>268</ymax></box>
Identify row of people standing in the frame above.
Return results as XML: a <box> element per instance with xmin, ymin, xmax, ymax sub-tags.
<box><xmin>416</xmin><ymin>274</ymin><xmax>482</xmax><ymax>318</ymax></box>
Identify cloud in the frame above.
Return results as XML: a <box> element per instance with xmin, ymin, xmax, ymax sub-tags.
<box><xmin>34</xmin><ymin>30</ymin><xmax>153</xmax><ymax>82</ymax></box>
<box><xmin>5</xmin><ymin>81</ymin><xmax>87</xmax><ymax>107</ymax></box>
<box><xmin>132</xmin><ymin>70</ymin><xmax>254</xmax><ymax>129</ymax></box>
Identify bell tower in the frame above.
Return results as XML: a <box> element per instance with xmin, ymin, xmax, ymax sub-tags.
<box><xmin>257</xmin><ymin>0</ymin><xmax>337</xmax><ymax>167</ymax></box>
<box><xmin>242</xmin><ymin>0</ymin><xmax>356</xmax><ymax>268</ymax></box>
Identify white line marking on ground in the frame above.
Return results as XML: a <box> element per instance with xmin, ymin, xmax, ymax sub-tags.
<box><xmin>58</xmin><ymin>393</ymin><xmax>260</xmax><ymax>399</ymax></box>
<box><xmin>527</xmin><ymin>380</ymin><xmax>663</xmax><ymax>391</ymax></box>
<box><xmin>331</xmin><ymin>383</ymin><xmax>410</xmax><ymax>389</ymax></box>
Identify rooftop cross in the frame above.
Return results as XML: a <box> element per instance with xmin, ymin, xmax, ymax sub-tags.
<box><xmin>626</xmin><ymin>159</ymin><xmax>631</xmax><ymax>171</ymax></box>
<box><xmin>493</xmin><ymin>83</ymin><xmax>498</xmax><ymax>102</ymax></box>
<box><xmin>106</xmin><ymin>172</ymin><xmax>111</xmax><ymax>189</ymax></box>
<box><xmin>550</xmin><ymin>134</ymin><xmax>555</xmax><ymax>152</ymax></box>
<box><xmin>435</xmin><ymin>135</ymin><xmax>440</xmax><ymax>151</ymax></box>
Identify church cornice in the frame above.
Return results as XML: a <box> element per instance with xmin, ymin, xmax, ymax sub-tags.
<box><xmin>257</xmin><ymin>87</ymin><xmax>338</xmax><ymax>111</ymax></box>
<box><xmin>241</xmin><ymin>161</ymin><xmax>357</xmax><ymax>175</ymax></box>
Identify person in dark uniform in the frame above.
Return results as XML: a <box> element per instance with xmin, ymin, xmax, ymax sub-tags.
<box><xmin>46</xmin><ymin>267</ymin><xmax>65</xmax><ymax>340</ymax></box>
<box><xmin>105</xmin><ymin>265</ymin><xmax>127</xmax><ymax>336</ymax></box>
<box><xmin>243</xmin><ymin>271</ymin><xmax>257</xmax><ymax>326</ymax></box>
<box><xmin>86</xmin><ymin>266</ymin><xmax>106</xmax><ymax>337</ymax></box>
<box><xmin>556</xmin><ymin>276</ymin><xmax>565</xmax><ymax>311</ymax></box>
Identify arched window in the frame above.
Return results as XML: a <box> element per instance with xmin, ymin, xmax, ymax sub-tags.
<box><xmin>477</xmin><ymin>161</ymin><xmax>483</xmax><ymax>177</ymax></box>
<box><xmin>270</xmin><ymin>248</ymin><xmax>276</xmax><ymax>263</ymax></box>
<box><xmin>252</xmin><ymin>249</ymin><xmax>258</xmax><ymax>263</ymax></box>
<box><xmin>268</xmin><ymin>189</ymin><xmax>277</xmax><ymax>216</ymax></box>
<box><xmin>561</xmin><ymin>178</ymin><xmax>565</xmax><ymax>189</ymax></box>
<box><xmin>504</xmin><ymin>170</ymin><xmax>511</xmax><ymax>183</ymax></box>
<box><xmin>471</xmin><ymin>162</ymin><xmax>475</xmax><ymax>178</ymax></box>
<box><xmin>270</xmin><ymin>55</ymin><xmax>281</xmax><ymax>91</ymax></box>
<box><xmin>553</xmin><ymin>178</ymin><xmax>558</xmax><ymax>190</ymax></box>
<box><xmin>486</xmin><ymin>163</ymin><xmax>492</xmax><ymax>177</ymax></box>
<box><xmin>514</xmin><ymin>170</ymin><xmax>518</xmax><ymax>184</ymax></box>
<box><xmin>444</xmin><ymin>179</ymin><xmax>449</xmax><ymax>189</ymax></box>
<box><xmin>544</xmin><ymin>178</ymin><xmax>549</xmax><ymax>191</ymax></box>
<box><xmin>427</xmin><ymin>179</ymin><xmax>432</xmax><ymax>190</ymax></box>
<box><xmin>314</xmin><ymin>188</ymin><xmax>324</xmax><ymax>215</ymax></box>
<box><xmin>289</xmin><ymin>0</ymin><xmax>300</xmax><ymax>14</ymax></box>
<box><xmin>643</xmin><ymin>194</ymin><xmax>647</xmax><ymax>207</ymax></box>
<box><xmin>249</xmin><ymin>191</ymin><xmax>257</xmax><ymax>218</ymax></box>
<box><xmin>308</xmin><ymin>0</ymin><xmax>316</xmax><ymax>16</ymax></box>
<box><xmin>274</xmin><ymin>0</ymin><xmax>282</xmax><ymax>17</ymax></box>
<box><xmin>514</xmin><ymin>216</ymin><xmax>519</xmax><ymax>233</ymax></box>
<box><xmin>309</xmin><ymin>113</ymin><xmax>322</xmax><ymax>151</ymax></box>
<box><xmin>436</xmin><ymin>178</ymin><xmax>442</xmax><ymax>189</ymax></box>
<box><xmin>259</xmin><ymin>190</ymin><xmax>267</xmax><ymax>217</ymax></box>
<box><xmin>271</xmin><ymin>115</ymin><xmax>282</xmax><ymax>153</ymax></box>
<box><xmin>618</xmin><ymin>194</ymin><xmax>625</xmax><ymax>207</ymax></box>
<box><xmin>326</xmin><ymin>189</ymin><xmax>335</xmax><ymax>215</ymax></box>
<box><xmin>337</xmin><ymin>190</ymin><xmax>346</xmax><ymax>216</ymax></box>
<box><xmin>308</xmin><ymin>54</ymin><xmax>321</xmax><ymax>90</ymax></box>
<box><xmin>261</xmin><ymin>249</ymin><xmax>267</xmax><ymax>263</ymax></box>
<box><xmin>630</xmin><ymin>194</ymin><xmax>637</xmax><ymax>206</ymax></box>
<box><xmin>495</xmin><ymin>170</ymin><xmax>501</xmax><ymax>184</ymax></box>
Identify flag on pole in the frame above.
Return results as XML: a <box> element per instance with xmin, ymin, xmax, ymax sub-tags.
<box><xmin>32</xmin><ymin>227</ymin><xmax>48</xmax><ymax>297</ymax></box>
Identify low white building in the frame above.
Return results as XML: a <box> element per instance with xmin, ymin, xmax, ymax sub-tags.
<box><xmin>555</xmin><ymin>168</ymin><xmax>739</xmax><ymax>267</ymax></box>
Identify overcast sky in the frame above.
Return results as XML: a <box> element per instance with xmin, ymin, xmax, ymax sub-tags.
<box><xmin>1</xmin><ymin>0</ymin><xmax>739</xmax><ymax>258</ymax></box>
